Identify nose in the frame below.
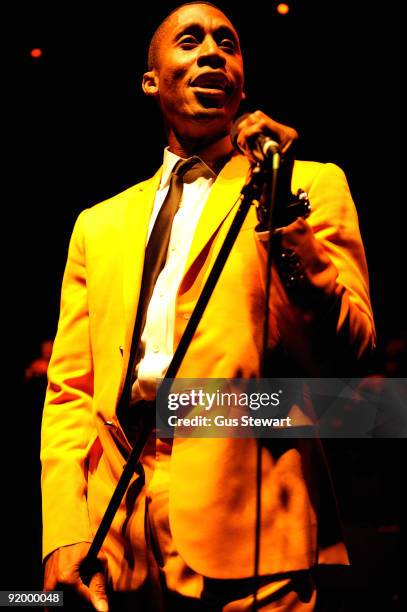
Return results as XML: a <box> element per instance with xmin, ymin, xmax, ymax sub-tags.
<box><xmin>197</xmin><ymin>36</ymin><xmax>226</xmax><ymax>69</ymax></box>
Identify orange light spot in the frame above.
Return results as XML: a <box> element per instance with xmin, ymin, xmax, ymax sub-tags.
<box><xmin>277</xmin><ymin>3</ymin><xmax>290</xmax><ymax>15</ymax></box>
<box><xmin>30</xmin><ymin>48</ymin><xmax>43</xmax><ymax>58</ymax></box>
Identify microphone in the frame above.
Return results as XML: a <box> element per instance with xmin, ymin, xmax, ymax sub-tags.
<box><xmin>230</xmin><ymin>113</ymin><xmax>280</xmax><ymax>160</ymax></box>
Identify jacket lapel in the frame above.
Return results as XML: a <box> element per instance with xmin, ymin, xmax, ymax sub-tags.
<box><xmin>182</xmin><ymin>154</ymin><xmax>250</xmax><ymax>277</ymax></box>
<box><xmin>122</xmin><ymin>168</ymin><xmax>162</xmax><ymax>356</ymax></box>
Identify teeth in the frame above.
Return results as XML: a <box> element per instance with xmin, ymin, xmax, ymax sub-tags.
<box><xmin>196</xmin><ymin>82</ymin><xmax>222</xmax><ymax>87</ymax></box>
<box><xmin>192</xmin><ymin>75</ymin><xmax>227</xmax><ymax>90</ymax></box>
<box><xmin>200</xmin><ymin>84</ymin><xmax>223</xmax><ymax>89</ymax></box>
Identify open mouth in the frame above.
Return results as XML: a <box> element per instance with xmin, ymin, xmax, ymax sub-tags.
<box><xmin>190</xmin><ymin>72</ymin><xmax>231</xmax><ymax>97</ymax></box>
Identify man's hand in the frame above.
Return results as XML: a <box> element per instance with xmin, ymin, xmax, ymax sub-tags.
<box><xmin>43</xmin><ymin>542</ymin><xmax>109</xmax><ymax>612</ymax></box>
<box><xmin>235</xmin><ymin>110</ymin><xmax>298</xmax><ymax>163</ymax></box>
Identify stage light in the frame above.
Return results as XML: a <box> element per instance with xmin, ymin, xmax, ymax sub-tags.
<box><xmin>30</xmin><ymin>48</ymin><xmax>43</xmax><ymax>59</ymax></box>
<box><xmin>276</xmin><ymin>3</ymin><xmax>290</xmax><ymax>15</ymax></box>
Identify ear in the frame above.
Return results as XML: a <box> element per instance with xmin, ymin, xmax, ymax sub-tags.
<box><xmin>142</xmin><ymin>70</ymin><xmax>159</xmax><ymax>96</ymax></box>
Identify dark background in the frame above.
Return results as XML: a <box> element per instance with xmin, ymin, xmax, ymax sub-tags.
<box><xmin>5</xmin><ymin>1</ymin><xmax>405</xmax><ymax>609</ymax></box>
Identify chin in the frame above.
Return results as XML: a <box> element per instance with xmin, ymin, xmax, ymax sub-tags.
<box><xmin>191</xmin><ymin>100</ymin><xmax>233</xmax><ymax>122</ymax></box>
<box><xmin>193</xmin><ymin>108</ymin><xmax>227</xmax><ymax>122</ymax></box>
<box><xmin>174</xmin><ymin>113</ymin><xmax>229</xmax><ymax>143</ymax></box>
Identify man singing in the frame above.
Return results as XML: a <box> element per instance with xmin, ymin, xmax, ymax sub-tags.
<box><xmin>41</xmin><ymin>2</ymin><xmax>375</xmax><ymax>610</ymax></box>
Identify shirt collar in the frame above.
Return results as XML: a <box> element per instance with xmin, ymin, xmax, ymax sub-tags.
<box><xmin>159</xmin><ymin>147</ymin><xmax>216</xmax><ymax>189</ymax></box>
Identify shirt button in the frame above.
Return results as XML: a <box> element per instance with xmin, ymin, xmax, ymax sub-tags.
<box><xmin>183</xmin><ymin>313</ymin><xmax>191</xmax><ymax>320</ymax></box>
<box><xmin>159</xmin><ymin>290</ymin><xmax>165</xmax><ymax>298</ymax></box>
<box><xmin>170</xmin><ymin>245</ymin><xmax>176</xmax><ymax>252</ymax></box>
<box><xmin>152</xmin><ymin>345</ymin><xmax>160</xmax><ymax>353</ymax></box>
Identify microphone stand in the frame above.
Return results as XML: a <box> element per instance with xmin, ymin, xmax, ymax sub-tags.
<box><xmin>259</xmin><ymin>151</ymin><xmax>281</xmax><ymax>377</ymax></box>
<box><xmin>250</xmin><ymin>145</ymin><xmax>311</xmax><ymax>610</ymax></box>
<box><xmin>80</xmin><ymin>153</ymin><xmax>280</xmax><ymax>585</ymax></box>
<box><xmin>250</xmin><ymin>150</ymin><xmax>281</xmax><ymax>611</ymax></box>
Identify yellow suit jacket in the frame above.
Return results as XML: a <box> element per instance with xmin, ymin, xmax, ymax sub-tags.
<box><xmin>41</xmin><ymin>154</ymin><xmax>375</xmax><ymax>588</ymax></box>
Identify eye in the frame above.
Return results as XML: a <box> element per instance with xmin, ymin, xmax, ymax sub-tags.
<box><xmin>219</xmin><ymin>38</ymin><xmax>236</xmax><ymax>52</ymax></box>
<box><xmin>179</xmin><ymin>35</ymin><xmax>199</xmax><ymax>49</ymax></box>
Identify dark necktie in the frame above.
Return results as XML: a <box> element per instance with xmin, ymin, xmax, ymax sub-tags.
<box><xmin>118</xmin><ymin>156</ymin><xmax>211</xmax><ymax>418</ymax></box>
<box><xmin>139</xmin><ymin>155</ymin><xmax>209</xmax><ymax>335</ymax></box>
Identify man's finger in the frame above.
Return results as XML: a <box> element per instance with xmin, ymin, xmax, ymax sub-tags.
<box><xmin>89</xmin><ymin>571</ymin><xmax>109</xmax><ymax>612</ymax></box>
<box><xmin>66</xmin><ymin>575</ymin><xmax>106</xmax><ymax>612</ymax></box>
<box><xmin>240</xmin><ymin>113</ymin><xmax>299</xmax><ymax>150</ymax></box>
<box><xmin>43</xmin><ymin>553</ymin><xmax>58</xmax><ymax>592</ymax></box>
<box><xmin>43</xmin><ymin>575</ymin><xmax>57</xmax><ymax>592</ymax></box>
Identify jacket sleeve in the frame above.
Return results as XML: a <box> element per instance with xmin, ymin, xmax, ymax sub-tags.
<box><xmin>256</xmin><ymin>162</ymin><xmax>376</xmax><ymax>374</ymax></box>
<box><xmin>41</xmin><ymin>209</ymin><xmax>97</xmax><ymax>560</ymax></box>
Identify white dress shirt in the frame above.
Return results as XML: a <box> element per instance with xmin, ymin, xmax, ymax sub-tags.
<box><xmin>131</xmin><ymin>147</ymin><xmax>216</xmax><ymax>403</ymax></box>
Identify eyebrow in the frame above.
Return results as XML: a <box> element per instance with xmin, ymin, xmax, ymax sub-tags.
<box><xmin>173</xmin><ymin>23</ymin><xmax>240</xmax><ymax>46</ymax></box>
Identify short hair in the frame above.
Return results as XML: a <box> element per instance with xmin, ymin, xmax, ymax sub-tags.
<box><xmin>147</xmin><ymin>2</ymin><xmax>232</xmax><ymax>70</ymax></box>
